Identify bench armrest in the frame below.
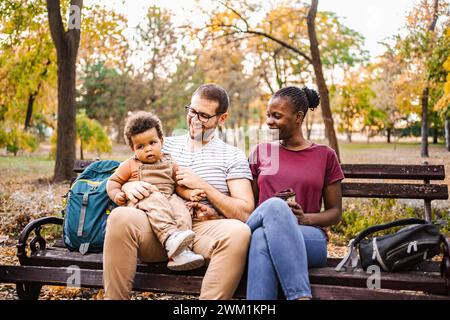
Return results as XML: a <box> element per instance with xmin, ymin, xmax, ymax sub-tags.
<box><xmin>17</xmin><ymin>216</ymin><xmax>63</xmax><ymax>265</ymax></box>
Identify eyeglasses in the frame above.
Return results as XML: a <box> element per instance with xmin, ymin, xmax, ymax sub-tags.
<box><xmin>184</xmin><ymin>105</ymin><xmax>222</xmax><ymax>123</ymax></box>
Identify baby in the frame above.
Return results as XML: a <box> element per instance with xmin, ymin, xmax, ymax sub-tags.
<box><xmin>107</xmin><ymin>111</ymin><xmax>205</xmax><ymax>271</ymax></box>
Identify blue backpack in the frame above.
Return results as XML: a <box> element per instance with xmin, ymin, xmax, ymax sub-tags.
<box><xmin>63</xmin><ymin>160</ymin><xmax>121</xmax><ymax>254</ymax></box>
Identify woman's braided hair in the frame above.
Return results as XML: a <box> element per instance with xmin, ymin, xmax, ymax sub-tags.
<box><xmin>271</xmin><ymin>86</ymin><xmax>320</xmax><ymax>115</ymax></box>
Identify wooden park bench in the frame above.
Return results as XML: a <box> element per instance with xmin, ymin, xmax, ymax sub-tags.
<box><xmin>0</xmin><ymin>160</ymin><xmax>449</xmax><ymax>300</ymax></box>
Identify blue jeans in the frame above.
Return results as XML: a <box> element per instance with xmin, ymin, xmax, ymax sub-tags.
<box><xmin>246</xmin><ymin>198</ymin><xmax>328</xmax><ymax>300</ymax></box>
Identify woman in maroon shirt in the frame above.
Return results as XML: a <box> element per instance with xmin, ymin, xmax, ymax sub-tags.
<box><xmin>247</xmin><ymin>86</ymin><xmax>344</xmax><ymax>300</ymax></box>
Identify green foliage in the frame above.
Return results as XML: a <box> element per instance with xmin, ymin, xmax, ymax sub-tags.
<box><xmin>78</xmin><ymin>62</ymin><xmax>127</xmax><ymax>131</ymax></box>
<box><xmin>332</xmin><ymin>74</ymin><xmax>377</xmax><ymax>140</ymax></box>
<box><xmin>50</xmin><ymin>111</ymin><xmax>112</xmax><ymax>159</ymax></box>
<box><xmin>0</xmin><ymin>124</ymin><xmax>38</xmax><ymax>156</ymax></box>
<box><xmin>76</xmin><ymin>110</ymin><xmax>112</xmax><ymax>156</ymax></box>
<box><xmin>330</xmin><ymin>198</ymin><xmax>450</xmax><ymax>245</ymax></box>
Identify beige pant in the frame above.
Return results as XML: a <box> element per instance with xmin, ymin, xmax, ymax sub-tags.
<box><xmin>131</xmin><ymin>191</ymin><xmax>191</xmax><ymax>246</ymax></box>
<box><xmin>103</xmin><ymin>206</ymin><xmax>251</xmax><ymax>300</ymax></box>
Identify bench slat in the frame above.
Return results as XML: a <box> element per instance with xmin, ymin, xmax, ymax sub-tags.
<box><xmin>73</xmin><ymin>160</ymin><xmax>97</xmax><ymax>173</ymax></box>
<box><xmin>309</xmin><ymin>267</ymin><xmax>447</xmax><ymax>294</ymax></box>
<box><xmin>74</xmin><ymin>161</ymin><xmax>446</xmax><ymax>181</ymax></box>
<box><xmin>342</xmin><ymin>182</ymin><xmax>449</xmax><ymax>200</ymax></box>
<box><xmin>1</xmin><ymin>265</ymin><xmax>448</xmax><ymax>300</ymax></box>
<box><xmin>22</xmin><ymin>250</ymin><xmax>448</xmax><ymax>295</ymax></box>
<box><xmin>27</xmin><ymin>249</ymin><xmax>443</xmax><ymax>274</ymax></box>
<box><xmin>341</xmin><ymin>164</ymin><xmax>445</xmax><ymax>180</ymax></box>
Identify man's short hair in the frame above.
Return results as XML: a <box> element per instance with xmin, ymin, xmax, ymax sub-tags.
<box><xmin>192</xmin><ymin>83</ymin><xmax>229</xmax><ymax>114</ymax></box>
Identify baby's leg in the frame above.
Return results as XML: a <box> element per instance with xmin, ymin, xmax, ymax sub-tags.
<box><xmin>137</xmin><ymin>192</ymin><xmax>195</xmax><ymax>259</ymax></box>
<box><xmin>135</xmin><ymin>191</ymin><xmax>179</xmax><ymax>247</ymax></box>
<box><xmin>167</xmin><ymin>194</ymin><xmax>193</xmax><ymax>231</ymax></box>
<box><xmin>165</xmin><ymin>193</ymin><xmax>204</xmax><ymax>271</ymax></box>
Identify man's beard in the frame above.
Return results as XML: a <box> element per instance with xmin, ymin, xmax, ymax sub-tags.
<box><xmin>190</xmin><ymin>123</ymin><xmax>216</xmax><ymax>142</ymax></box>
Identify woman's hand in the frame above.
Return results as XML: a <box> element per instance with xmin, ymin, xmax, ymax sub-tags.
<box><xmin>122</xmin><ymin>181</ymin><xmax>159</xmax><ymax>204</ymax></box>
<box><xmin>287</xmin><ymin>201</ymin><xmax>309</xmax><ymax>225</ymax></box>
<box><xmin>186</xmin><ymin>201</ymin><xmax>221</xmax><ymax>221</ymax></box>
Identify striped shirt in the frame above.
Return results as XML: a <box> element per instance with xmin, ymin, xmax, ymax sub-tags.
<box><xmin>162</xmin><ymin>134</ymin><xmax>252</xmax><ymax>208</ymax></box>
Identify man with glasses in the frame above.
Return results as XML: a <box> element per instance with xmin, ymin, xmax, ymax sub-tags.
<box><xmin>103</xmin><ymin>84</ymin><xmax>255</xmax><ymax>299</ymax></box>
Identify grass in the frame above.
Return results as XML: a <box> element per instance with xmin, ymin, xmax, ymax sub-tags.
<box><xmin>0</xmin><ymin>155</ymin><xmax>54</xmax><ymax>180</ymax></box>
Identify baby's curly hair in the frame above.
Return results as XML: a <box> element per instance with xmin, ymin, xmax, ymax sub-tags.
<box><xmin>123</xmin><ymin>111</ymin><xmax>164</xmax><ymax>149</ymax></box>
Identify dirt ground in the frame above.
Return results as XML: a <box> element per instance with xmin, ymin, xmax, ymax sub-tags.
<box><xmin>0</xmin><ymin>141</ymin><xmax>449</xmax><ymax>300</ymax></box>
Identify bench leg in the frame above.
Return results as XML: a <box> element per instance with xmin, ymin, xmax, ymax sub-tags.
<box><xmin>16</xmin><ymin>282</ymin><xmax>42</xmax><ymax>300</ymax></box>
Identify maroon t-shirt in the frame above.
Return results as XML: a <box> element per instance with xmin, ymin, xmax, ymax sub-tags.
<box><xmin>249</xmin><ymin>142</ymin><xmax>344</xmax><ymax>220</ymax></box>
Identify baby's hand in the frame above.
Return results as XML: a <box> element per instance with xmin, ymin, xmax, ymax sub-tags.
<box><xmin>189</xmin><ymin>189</ymin><xmax>206</xmax><ymax>202</ymax></box>
<box><xmin>187</xmin><ymin>202</ymin><xmax>220</xmax><ymax>221</ymax></box>
<box><xmin>114</xmin><ymin>191</ymin><xmax>127</xmax><ymax>206</ymax></box>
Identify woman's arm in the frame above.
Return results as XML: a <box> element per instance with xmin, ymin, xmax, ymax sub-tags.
<box><xmin>289</xmin><ymin>181</ymin><xmax>342</xmax><ymax>227</ymax></box>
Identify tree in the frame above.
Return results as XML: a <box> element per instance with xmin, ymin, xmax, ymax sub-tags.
<box><xmin>332</xmin><ymin>71</ymin><xmax>376</xmax><ymax>143</ymax></box>
<box><xmin>435</xmin><ymin>27</ymin><xmax>450</xmax><ymax>150</ymax></box>
<box><xmin>370</xmin><ymin>49</ymin><xmax>403</xmax><ymax>143</ymax></box>
<box><xmin>76</xmin><ymin>110</ymin><xmax>112</xmax><ymax>159</ymax></box>
<box><xmin>47</xmin><ymin>0</ymin><xmax>83</xmax><ymax>182</ymax></box>
<box><xmin>0</xmin><ymin>124</ymin><xmax>38</xmax><ymax>156</ymax></box>
<box><xmin>307</xmin><ymin>0</ymin><xmax>338</xmax><ymax>156</ymax></box>
<box><xmin>0</xmin><ymin>0</ymin><xmax>57</xmax><ymax>142</ymax></box>
<box><xmin>396</xmin><ymin>0</ymin><xmax>449</xmax><ymax>157</ymax></box>
<box><xmin>196</xmin><ymin>0</ymin><xmax>368</xmax><ymax>159</ymax></box>
<box><xmin>136</xmin><ymin>6</ymin><xmax>178</xmax><ymax>105</ymax></box>
<box><xmin>132</xmin><ymin>6</ymin><xmax>195</xmax><ymax>133</ymax></box>
<box><xmin>196</xmin><ymin>38</ymin><xmax>261</xmax><ymax>129</ymax></box>
<box><xmin>78</xmin><ymin>62</ymin><xmax>130</xmax><ymax>143</ymax></box>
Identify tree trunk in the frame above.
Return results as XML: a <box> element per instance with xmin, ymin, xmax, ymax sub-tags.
<box><xmin>445</xmin><ymin>114</ymin><xmax>450</xmax><ymax>152</ymax></box>
<box><xmin>307</xmin><ymin>0</ymin><xmax>340</xmax><ymax>160</ymax></box>
<box><xmin>47</xmin><ymin>0</ymin><xmax>82</xmax><ymax>182</ymax></box>
<box><xmin>80</xmin><ymin>139</ymin><xmax>84</xmax><ymax>160</ymax></box>
<box><xmin>432</xmin><ymin>126</ymin><xmax>438</xmax><ymax>144</ymax></box>
<box><xmin>24</xmin><ymin>93</ymin><xmax>37</xmax><ymax>131</ymax></box>
<box><xmin>116</xmin><ymin>122</ymin><xmax>124</xmax><ymax>144</ymax></box>
<box><xmin>24</xmin><ymin>60</ymin><xmax>51</xmax><ymax>130</ymax></box>
<box><xmin>346</xmin><ymin>130</ymin><xmax>352</xmax><ymax>143</ymax></box>
<box><xmin>387</xmin><ymin>128</ymin><xmax>391</xmax><ymax>144</ymax></box>
<box><xmin>421</xmin><ymin>87</ymin><xmax>429</xmax><ymax>158</ymax></box>
<box><xmin>420</xmin><ymin>0</ymin><xmax>439</xmax><ymax>157</ymax></box>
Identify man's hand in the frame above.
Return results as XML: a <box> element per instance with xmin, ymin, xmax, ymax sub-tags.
<box><xmin>122</xmin><ymin>181</ymin><xmax>159</xmax><ymax>204</ymax></box>
<box><xmin>287</xmin><ymin>201</ymin><xmax>309</xmax><ymax>225</ymax></box>
<box><xmin>186</xmin><ymin>202</ymin><xmax>221</xmax><ymax>221</ymax></box>
<box><xmin>176</xmin><ymin>167</ymin><xmax>206</xmax><ymax>190</ymax></box>
<box><xmin>189</xmin><ymin>189</ymin><xmax>206</xmax><ymax>202</ymax></box>
<box><xmin>114</xmin><ymin>191</ymin><xmax>128</xmax><ymax>206</ymax></box>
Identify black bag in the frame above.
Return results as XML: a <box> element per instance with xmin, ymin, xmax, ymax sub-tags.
<box><xmin>336</xmin><ymin>218</ymin><xmax>444</xmax><ymax>272</ymax></box>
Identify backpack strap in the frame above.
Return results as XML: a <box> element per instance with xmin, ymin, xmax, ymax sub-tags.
<box><xmin>353</xmin><ymin>218</ymin><xmax>427</xmax><ymax>245</ymax></box>
<box><xmin>77</xmin><ymin>193</ymin><xmax>89</xmax><ymax>237</ymax></box>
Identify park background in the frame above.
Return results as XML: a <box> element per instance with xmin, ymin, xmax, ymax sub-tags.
<box><xmin>0</xmin><ymin>0</ymin><xmax>449</xmax><ymax>299</ymax></box>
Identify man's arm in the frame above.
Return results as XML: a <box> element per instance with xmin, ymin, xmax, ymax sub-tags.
<box><xmin>202</xmin><ymin>178</ymin><xmax>254</xmax><ymax>222</ymax></box>
<box><xmin>176</xmin><ymin>167</ymin><xmax>255</xmax><ymax>222</ymax></box>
